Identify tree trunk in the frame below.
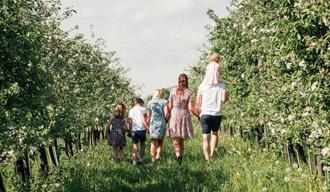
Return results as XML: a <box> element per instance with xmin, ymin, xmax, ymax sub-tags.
<box><xmin>255</xmin><ymin>127</ymin><xmax>261</xmax><ymax>148</ymax></box>
<box><xmin>239</xmin><ymin>127</ymin><xmax>243</xmax><ymax>139</ymax></box>
<box><xmin>49</xmin><ymin>145</ymin><xmax>59</xmax><ymax>167</ymax></box>
<box><xmin>0</xmin><ymin>172</ymin><xmax>5</xmax><ymax>192</ymax></box>
<box><xmin>229</xmin><ymin>127</ymin><xmax>234</xmax><ymax>136</ymax></box>
<box><xmin>38</xmin><ymin>145</ymin><xmax>49</xmax><ymax>178</ymax></box>
<box><xmin>88</xmin><ymin>130</ymin><xmax>93</xmax><ymax>146</ymax></box>
<box><xmin>15</xmin><ymin>152</ymin><xmax>30</xmax><ymax>182</ymax></box>
<box><xmin>76</xmin><ymin>133</ymin><xmax>82</xmax><ymax>151</ymax></box>
<box><xmin>100</xmin><ymin>127</ymin><xmax>105</xmax><ymax>140</ymax></box>
<box><xmin>263</xmin><ymin>126</ymin><xmax>269</xmax><ymax>150</ymax></box>
<box><xmin>283</xmin><ymin>144</ymin><xmax>288</xmax><ymax>162</ymax></box>
<box><xmin>312</xmin><ymin>152</ymin><xmax>318</xmax><ymax>175</ymax></box>
<box><xmin>287</xmin><ymin>142</ymin><xmax>297</xmax><ymax>164</ymax></box>
<box><xmin>93</xmin><ymin>129</ymin><xmax>100</xmax><ymax>145</ymax></box>
<box><xmin>315</xmin><ymin>152</ymin><xmax>324</xmax><ymax>177</ymax></box>
<box><xmin>65</xmin><ymin>137</ymin><xmax>74</xmax><ymax>158</ymax></box>
<box><xmin>295</xmin><ymin>144</ymin><xmax>307</xmax><ymax>165</ymax></box>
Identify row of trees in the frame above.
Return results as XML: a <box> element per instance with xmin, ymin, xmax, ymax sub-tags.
<box><xmin>0</xmin><ymin>0</ymin><xmax>135</xmax><ymax>191</ymax></box>
<box><xmin>190</xmin><ymin>0</ymin><xmax>329</xmax><ymax>177</ymax></box>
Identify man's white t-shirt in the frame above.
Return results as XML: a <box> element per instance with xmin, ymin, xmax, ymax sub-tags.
<box><xmin>197</xmin><ymin>82</ymin><xmax>227</xmax><ymax>116</ymax></box>
<box><xmin>129</xmin><ymin>106</ymin><xmax>147</xmax><ymax>131</ymax></box>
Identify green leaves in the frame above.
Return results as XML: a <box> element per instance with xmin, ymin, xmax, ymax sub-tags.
<box><xmin>1</xmin><ymin>0</ymin><xmax>134</xmax><ymax>160</ymax></box>
<box><xmin>190</xmin><ymin>0</ymin><xmax>329</xmax><ymax>164</ymax></box>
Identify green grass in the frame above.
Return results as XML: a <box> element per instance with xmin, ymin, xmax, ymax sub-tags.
<box><xmin>2</xmin><ymin>129</ymin><xmax>328</xmax><ymax>192</ymax></box>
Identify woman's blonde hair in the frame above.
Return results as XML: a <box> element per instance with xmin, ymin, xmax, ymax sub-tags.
<box><xmin>209</xmin><ymin>53</ymin><xmax>220</xmax><ymax>63</ymax></box>
<box><xmin>153</xmin><ymin>89</ymin><xmax>164</xmax><ymax>99</ymax></box>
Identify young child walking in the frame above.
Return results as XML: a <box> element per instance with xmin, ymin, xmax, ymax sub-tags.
<box><xmin>106</xmin><ymin>103</ymin><xmax>127</xmax><ymax>162</ymax></box>
<box><xmin>129</xmin><ymin>97</ymin><xmax>149</xmax><ymax>165</ymax></box>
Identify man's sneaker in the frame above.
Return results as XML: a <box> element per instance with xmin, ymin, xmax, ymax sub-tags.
<box><xmin>132</xmin><ymin>160</ymin><xmax>137</xmax><ymax>166</ymax></box>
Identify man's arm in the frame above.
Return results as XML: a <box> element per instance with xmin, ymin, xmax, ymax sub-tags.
<box><xmin>222</xmin><ymin>90</ymin><xmax>229</xmax><ymax>103</ymax></box>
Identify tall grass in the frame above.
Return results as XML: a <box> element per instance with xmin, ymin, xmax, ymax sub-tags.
<box><xmin>2</xmin><ymin>128</ymin><xmax>327</xmax><ymax>191</ymax></box>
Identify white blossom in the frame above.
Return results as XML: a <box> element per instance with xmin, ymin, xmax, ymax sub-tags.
<box><xmin>310</xmin><ymin>42</ymin><xmax>317</xmax><ymax>48</ymax></box>
<box><xmin>299</xmin><ymin>91</ymin><xmax>306</xmax><ymax>98</ymax></box>
<box><xmin>322</xmin><ymin>166</ymin><xmax>329</xmax><ymax>171</ymax></box>
<box><xmin>286</xmin><ymin>62</ymin><xmax>292</xmax><ymax>70</ymax></box>
<box><xmin>285</xmin><ymin>167</ymin><xmax>291</xmax><ymax>172</ymax></box>
<box><xmin>321</xmin><ymin>147</ymin><xmax>330</xmax><ymax>156</ymax></box>
<box><xmin>311</xmin><ymin>82</ymin><xmax>318</xmax><ymax>91</ymax></box>
<box><xmin>281</xmin><ymin>129</ymin><xmax>287</xmax><ymax>134</ymax></box>
<box><xmin>95</xmin><ymin>117</ymin><xmax>99</xmax><ymax>122</ymax></box>
<box><xmin>271</xmin><ymin>128</ymin><xmax>275</xmax><ymax>135</ymax></box>
<box><xmin>291</xmin><ymin>81</ymin><xmax>297</xmax><ymax>89</ymax></box>
<box><xmin>262</xmin><ymin>187</ymin><xmax>268</xmax><ymax>192</ymax></box>
<box><xmin>251</xmin><ymin>39</ymin><xmax>258</xmax><ymax>44</ymax></box>
<box><xmin>287</xmin><ymin>114</ymin><xmax>294</xmax><ymax>121</ymax></box>
<box><xmin>302</xmin><ymin>112</ymin><xmax>309</xmax><ymax>117</ymax></box>
<box><xmin>298</xmin><ymin>60</ymin><xmax>306</xmax><ymax>70</ymax></box>
<box><xmin>247</xmin><ymin>19</ymin><xmax>253</xmax><ymax>26</ymax></box>
<box><xmin>284</xmin><ymin>176</ymin><xmax>291</xmax><ymax>182</ymax></box>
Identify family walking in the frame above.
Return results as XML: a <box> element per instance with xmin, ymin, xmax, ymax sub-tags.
<box><xmin>106</xmin><ymin>53</ymin><xmax>228</xmax><ymax>165</ymax></box>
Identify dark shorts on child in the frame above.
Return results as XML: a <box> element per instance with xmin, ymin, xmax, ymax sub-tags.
<box><xmin>200</xmin><ymin>115</ymin><xmax>222</xmax><ymax>134</ymax></box>
<box><xmin>132</xmin><ymin>130</ymin><xmax>146</xmax><ymax>144</ymax></box>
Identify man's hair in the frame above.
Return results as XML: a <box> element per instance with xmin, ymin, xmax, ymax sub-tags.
<box><xmin>134</xmin><ymin>97</ymin><xmax>144</xmax><ymax>105</ymax></box>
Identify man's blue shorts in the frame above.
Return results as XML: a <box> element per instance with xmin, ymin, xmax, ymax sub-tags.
<box><xmin>200</xmin><ymin>115</ymin><xmax>222</xmax><ymax>134</ymax></box>
<box><xmin>132</xmin><ymin>130</ymin><xmax>146</xmax><ymax>144</ymax></box>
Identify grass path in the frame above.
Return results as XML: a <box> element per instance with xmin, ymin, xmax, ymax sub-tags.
<box><xmin>51</xmin><ymin>130</ymin><xmax>325</xmax><ymax>192</ymax></box>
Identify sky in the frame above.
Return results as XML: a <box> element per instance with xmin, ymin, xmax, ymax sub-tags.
<box><xmin>60</xmin><ymin>0</ymin><xmax>231</xmax><ymax>97</ymax></box>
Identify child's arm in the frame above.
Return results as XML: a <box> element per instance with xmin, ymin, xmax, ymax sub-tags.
<box><xmin>128</xmin><ymin>117</ymin><xmax>133</xmax><ymax>130</ymax></box>
<box><xmin>142</xmin><ymin>112</ymin><xmax>149</xmax><ymax>133</ymax></box>
<box><xmin>105</xmin><ymin>117</ymin><xmax>113</xmax><ymax>137</ymax></box>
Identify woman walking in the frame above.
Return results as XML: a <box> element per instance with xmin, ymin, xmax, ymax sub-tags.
<box><xmin>106</xmin><ymin>103</ymin><xmax>127</xmax><ymax>162</ymax></box>
<box><xmin>147</xmin><ymin>89</ymin><xmax>167</xmax><ymax>163</ymax></box>
<box><xmin>167</xmin><ymin>74</ymin><xmax>199</xmax><ymax>164</ymax></box>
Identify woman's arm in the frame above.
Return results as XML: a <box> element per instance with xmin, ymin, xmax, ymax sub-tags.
<box><xmin>189</xmin><ymin>99</ymin><xmax>200</xmax><ymax>118</ymax></box>
<box><xmin>146</xmin><ymin>108</ymin><xmax>152</xmax><ymax>127</ymax></box>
